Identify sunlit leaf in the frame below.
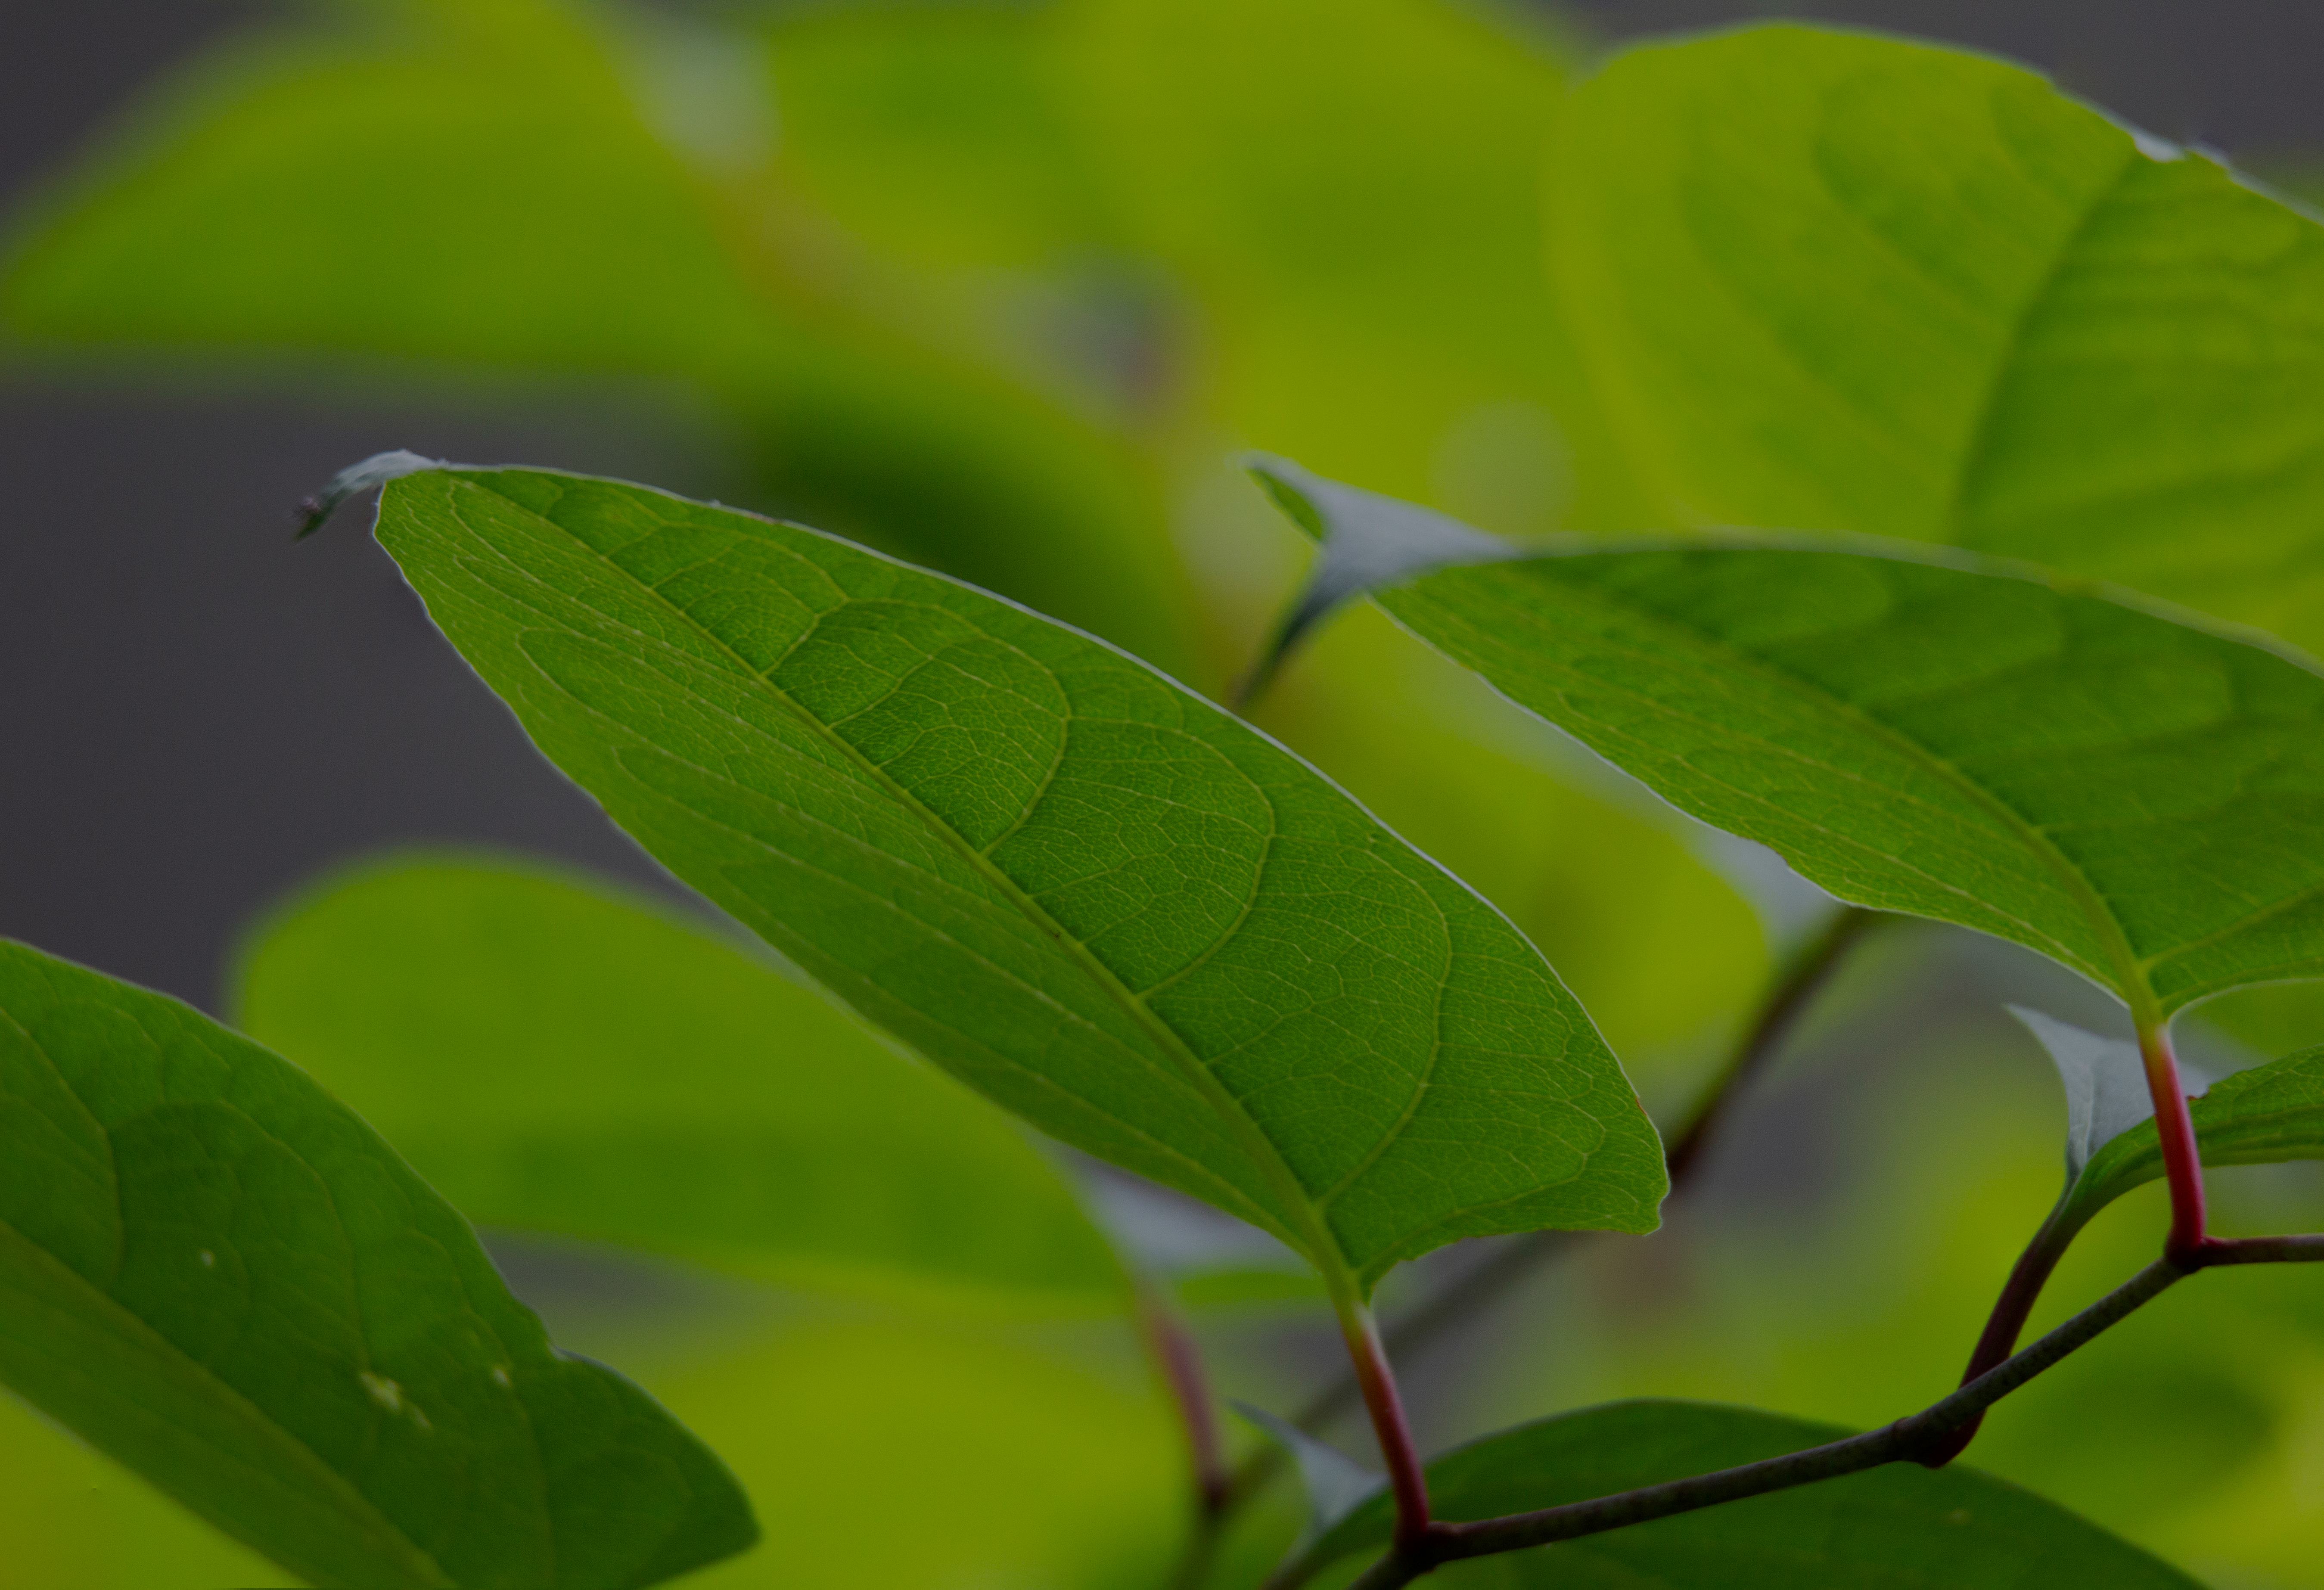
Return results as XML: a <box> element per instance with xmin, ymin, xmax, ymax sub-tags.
<box><xmin>1299</xmin><ymin>1400</ymin><xmax>2197</xmax><ymax>1587</ymax></box>
<box><xmin>0</xmin><ymin>938</ymin><xmax>755</xmax><ymax>1589</ymax></box>
<box><xmin>233</xmin><ymin>852</ymin><xmax>1128</xmax><ymax>1307</ymax></box>
<box><xmin>1056</xmin><ymin>0</ymin><xmax>1650</xmax><ymax>530</ymax></box>
<box><xmin>1552</xmin><ymin>23</ymin><xmax>2324</xmax><ymax>657</ymax></box>
<box><xmin>1252</xmin><ymin>461</ymin><xmax>2324</xmax><ymax>1024</ymax></box>
<box><xmin>641</xmin><ymin>1313</ymin><xmax>1187</xmax><ymax>1589</ymax></box>
<box><xmin>336</xmin><ymin>457</ymin><xmax>1665</xmax><ymax>1299</ymax></box>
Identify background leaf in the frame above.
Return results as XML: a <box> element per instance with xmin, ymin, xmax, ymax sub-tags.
<box><xmin>1302</xmin><ymin>1400</ymin><xmax>2198</xmax><ymax>1587</ymax></box>
<box><xmin>1255</xmin><ymin>462</ymin><xmax>2324</xmax><ymax>1023</ymax></box>
<box><xmin>1552</xmin><ymin>23</ymin><xmax>2324</xmax><ymax>658</ymax></box>
<box><xmin>353</xmin><ymin>460</ymin><xmax>1666</xmax><ymax>1295</ymax></box>
<box><xmin>232</xmin><ymin>851</ymin><xmax>1129</xmax><ymax>1308</ymax></box>
<box><xmin>0</xmin><ymin>938</ymin><xmax>754</xmax><ymax>1589</ymax></box>
<box><xmin>0</xmin><ymin>0</ymin><xmax>1195</xmax><ymax>671</ymax></box>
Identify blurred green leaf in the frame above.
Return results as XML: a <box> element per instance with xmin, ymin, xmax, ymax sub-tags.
<box><xmin>0</xmin><ymin>0</ymin><xmax>1196</xmax><ymax>671</ymax></box>
<box><xmin>642</xmin><ymin>1313</ymin><xmax>1186</xmax><ymax>1588</ymax></box>
<box><xmin>348</xmin><ymin>459</ymin><xmax>1665</xmax><ymax>1297</ymax></box>
<box><xmin>762</xmin><ymin>5</ymin><xmax>1118</xmax><ymax>276</ymax></box>
<box><xmin>1254</xmin><ymin>461</ymin><xmax>2324</xmax><ymax>1023</ymax></box>
<box><xmin>233</xmin><ymin>852</ymin><xmax>1129</xmax><ymax>1308</ymax></box>
<box><xmin>0</xmin><ymin>937</ymin><xmax>755</xmax><ymax>1589</ymax></box>
<box><xmin>1300</xmin><ymin>1400</ymin><xmax>2198</xmax><ymax>1587</ymax></box>
<box><xmin>1553</xmin><ymin>23</ymin><xmax>2324</xmax><ymax>656</ymax></box>
<box><xmin>0</xmin><ymin>1388</ymin><xmax>289</xmax><ymax>1589</ymax></box>
<box><xmin>2058</xmin><ymin>1044</ymin><xmax>2324</xmax><ymax>1239</ymax></box>
<box><xmin>2187</xmin><ymin>978</ymin><xmax>2324</xmax><ymax>1060</ymax></box>
<box><xmin>1056</xmin><ymin>0</ymin><xmax>1651</xmax><ymax>528</ymax></box>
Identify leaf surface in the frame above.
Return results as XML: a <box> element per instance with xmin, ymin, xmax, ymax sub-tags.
<box><xmin>353</xmin><ymin>461</ymin><xmax>1665</xmax><ymax>1295</ymax></box>
<box><xmin>1254</xmin><ymin>462</ymin><xmax>2324</xmax><ymax>1021</ymax></box>
<box><xmin>0</xmin><ymin>938</ymin><xmax>755</xmax><ymax>1589</ymax></box>
<box><xmin>1553</xmin><ymin>23</ymin><xmax>2324</xmax><ymax>657</ymax></box>
<box><xmin>1302</xmin><ymin>1400</ymin><xmax>2197</xmax><ymax>1587</ymax></box>
<box><xmin>233</xmin><ymin>853</ymin><xmax>1127</xmax><ymax>1307</ymax></box>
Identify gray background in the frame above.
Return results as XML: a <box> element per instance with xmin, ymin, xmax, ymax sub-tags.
<box><xmin>5</xmin><ymin>0</ymin><xmax>2319</xmax><ymax>1010</ymax></box>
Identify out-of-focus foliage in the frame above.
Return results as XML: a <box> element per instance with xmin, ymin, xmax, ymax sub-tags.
<box><xmin>0</xmin><ymin>0</ymin><xmax>1189</xmax><ymax>670</ymax></box>
<box><xmin>1553</xmin><ymin>24</ymin><xmax>2324</xmax><ymax>661</ymax></box>
<box><xmin>233</xmin><ymin>854</ymin><xmax>1130</xmax><ymax>1307</ymax></box>
<box><xmin>0</xmin><ymin>0</ymin><xmax>1765</xmax><ymax>1066</ymax></box>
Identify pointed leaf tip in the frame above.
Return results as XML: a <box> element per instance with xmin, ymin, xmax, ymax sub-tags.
<box><xmin>294</xmin><ymin>450</ymin><xmax>444</xmax><ymax>540</ymax></box>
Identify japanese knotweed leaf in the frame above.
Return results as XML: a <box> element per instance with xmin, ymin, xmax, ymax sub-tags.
<box><xmin>348</xmin><ymin>461</ymin><xmax>1664</xmax><ymax>1298</ymax></box>
<box><xmin>1295</xmin><ymin>1401</ymin><xmax>2196</xmax><ymax>1587</ymax></box>
<box><xmin>233</xmin><ymin>853</ymin><xmax>1128</xmax><ymax>1310</ymax></box>
<box><xmin>1553</xmin><ymin>23</ymin><xmax>2324</xmax><ymax>659</ymax></box>
<box><xmin>1253</xmin><ymin>461</ymin><xmax>2324</xmax><ymax>1024</ymax></box>
<box><xmin>2051</xmin><ymin>1042</ymin><xmax>2324</xmax><ymax>1244</ymax></box>
<box><xmin>0</xmin><ymin>938</ymin><xmax>755</xmax><ymax>1590</ymax></box>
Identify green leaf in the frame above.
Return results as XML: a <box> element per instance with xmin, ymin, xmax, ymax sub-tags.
<box><xmin>340</xmin><ymin>458</ymin><xmax>1665</xmax><ymax>1299</ymax></box>
<box><xmin>1252</xmin><ymin>460</ymin><xmax>2324</xmax><ymax>1023</ymax></box>
<box><xmin>232</xmin><ymin>852</ymin><xmax>1128</xmax><ymax>1308</ymax></box>
<box><xmin>0</xmin><ymin>937</ymin><xmax>755</xmax><ymax>1589</ymax></box>
<box><xmin>2057</xmin><ymin>1043</ymin><xmax>2324</xmax><ymax>1239</ymax></box>
<box><xmin>1553</xmin><ymin>23</ymin><xmax>2324</xmax><ymax>658</ymax></box>
<box><xmin>1053</xmin><ymin>0</ymin><xmax>1653</xmax><ymax>531</ymax></box>
<box><xmin>1299</xmin><ymin>1400</ymin><xmax>2198</xmax><ymax>1587</ymax></box>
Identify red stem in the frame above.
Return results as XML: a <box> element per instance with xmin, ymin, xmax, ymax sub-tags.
<box><xmin>2139</xmin><ymin>1024</ymin><xmax>2212</xmax><ymax>1264</ymax></box>
<box><xmin>1340</xmin><ymin>1306</ymin><xmax>1435</xmax><ymax>1549</ymax></box>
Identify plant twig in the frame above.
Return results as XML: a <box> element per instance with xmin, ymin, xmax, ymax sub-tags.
<box><xmin>1315</xmin><ymin>1236</ymin><xmax>2324</xmax><ymax>1589</ymax></box>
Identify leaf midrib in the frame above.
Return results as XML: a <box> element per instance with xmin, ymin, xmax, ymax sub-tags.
<box><xmin>445</xmin><ymin>475</ymin><xmax>1361</xmax><ymax>1290</ymax></box>
<box><xmin>1395</xmin><ymin>555</ymin><xmax>2158</xmax><ymax>1020</ymax></box>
